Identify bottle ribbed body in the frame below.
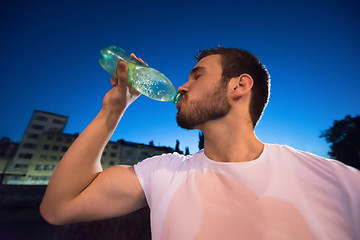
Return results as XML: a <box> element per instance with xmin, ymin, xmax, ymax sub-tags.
<box><xmin>128</xmin><ymin>63</ymin><xmax>176</xmax><ymax>102</ymax></box>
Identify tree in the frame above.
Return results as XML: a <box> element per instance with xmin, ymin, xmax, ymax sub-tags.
<box><xmin>185</xmin><ymin>147</ymin><xmax>190</xmax><ymax>155</ymax></box>
<box><xmin>198</xmin><ymin>132</ymin><xmax>204</xmax><ymax>150</ymax></box>
<box><xmin>175</xmin><ymin>140</ymin><xmax>181</xmax><ymax>153</ymax></box>
<box><xmin>320</xmin><ymin>115</ymin><xmax>360</xmax><ymax>170</ymax></box>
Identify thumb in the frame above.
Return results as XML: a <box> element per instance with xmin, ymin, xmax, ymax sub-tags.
<box><xmin>114</xmin><ymin>60</ymin><xmax>141</xmax><ymax>97</ymax></box>
<box><xmin>116</xmin><ymin>61</ymin><xmax>129</xmax><ymax>87</ymax></box>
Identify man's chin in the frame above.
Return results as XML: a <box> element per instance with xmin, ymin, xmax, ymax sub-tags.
<box><xmin>176</xmin><ymin>114</ymin><xmax>196</xmax><ymax>130</ymax></box>
<box><xmin>176</xmin><ymin>121</ymin><xmax>194</xmax><ymax>130</ymax></box>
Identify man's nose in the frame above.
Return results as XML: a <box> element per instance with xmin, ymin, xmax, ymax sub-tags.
<box><xmin>177</xmin><ymin>81</ymin><xmax>190</xmax><ymax>94</ymax></box>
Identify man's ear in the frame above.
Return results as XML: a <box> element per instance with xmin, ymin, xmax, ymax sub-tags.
<box><xmin>229</xmin><ymin>74</ymin><xmax>253</xmax><ymax>98</ymax></box>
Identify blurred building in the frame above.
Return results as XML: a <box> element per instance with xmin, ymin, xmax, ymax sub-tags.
<box><xmin>0</xmin><ymin>137</ymin><xmax>19</xmax><ymax>183</ymax></box>
<box><xmin>2</xmin><ymin>110</ymin><xmax>180</xmax><ymax>185</ymax></box>
<box><xmin>118</xmin><ymin>140</ymin><xmax>176</xmax><ymax>165</ymax></box>
<box><xmin>3</xmin><ymin>110</ymin><xmax>68</xmax><ymax>184</ymax></box>
<box><xmin>25</xmin><ymin>132</ymin><xmax>77</xmax><ymax>185</ymax></box>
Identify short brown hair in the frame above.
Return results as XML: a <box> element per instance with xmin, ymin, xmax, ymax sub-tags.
<box><xmin>197</xmin><ymin>47</ymin><xmax>270</xmax><ymax>127</ymax></box>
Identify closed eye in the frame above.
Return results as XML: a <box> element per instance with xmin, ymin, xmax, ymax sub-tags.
<box><xmin>190</xmin><ymin>66</ymin><xmax>206</xmax><ymax>80</ymax></box>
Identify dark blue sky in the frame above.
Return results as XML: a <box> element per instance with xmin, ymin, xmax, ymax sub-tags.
<box><xmin>1</xmin><ymin>0</ymin><xmax>359</xmax><ymax>157</ymax></box>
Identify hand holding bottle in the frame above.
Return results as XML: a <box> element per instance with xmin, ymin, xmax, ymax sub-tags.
<box><xmin>102</xmin><ymin>56</ymin><xmax>142</xmax><ymax>115</ymax></box>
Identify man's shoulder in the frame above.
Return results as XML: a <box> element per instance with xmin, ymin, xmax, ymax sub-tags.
<box><xmin>134</xmin><ymin>150</ymin><xmax>204</xmax><ymax>172</ymax></box>
<box><xmin>266</xmin><ymin>143</ymin><xmax>331</xmax><ymax>162</ymax></box>
<box><xmin>265</xmin><ymin>143</ymin><xmax>359</xmax><ymax>176</ymax></box>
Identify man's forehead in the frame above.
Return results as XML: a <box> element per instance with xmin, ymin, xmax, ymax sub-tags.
<box><xmin>193</xmin><ymin>54</ymin><xmax>222</xmax><ymax>70</ymax></box>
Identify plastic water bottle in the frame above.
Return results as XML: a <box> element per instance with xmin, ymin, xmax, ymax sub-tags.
<box><xmin>99</xmin><ymin>46</ymin><xmax>181</xmax><ymax>103</ymax></box>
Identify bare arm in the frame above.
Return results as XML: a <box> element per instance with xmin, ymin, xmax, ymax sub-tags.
<box><xmin>40</xmin><ymin>59</ymin><xmax>147</xmax><ymax>225</ymax></box>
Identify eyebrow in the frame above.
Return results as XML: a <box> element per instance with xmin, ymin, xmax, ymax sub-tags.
<box><xmin>190</xmin><ymin>66</ymin><xmax>206</xmax><ymax>76</ymax></box>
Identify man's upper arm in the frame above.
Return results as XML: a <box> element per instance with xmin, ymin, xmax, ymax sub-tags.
<box><xmin>57</xmin><ymin>165</ymin><xmax>147</xmax><ymax>224</ymax></box>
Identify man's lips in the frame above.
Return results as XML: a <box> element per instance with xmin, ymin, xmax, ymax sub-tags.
<box><xmin>176</xmin><ymin>98</ymin><xmax>183</xmax><ymax>110</ymax></box>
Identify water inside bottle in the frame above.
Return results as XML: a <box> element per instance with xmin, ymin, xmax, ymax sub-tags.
<box><xmin>131</xmin><ymin>66</ymin><xmax>176</xmax><ymax>102</ymax></box>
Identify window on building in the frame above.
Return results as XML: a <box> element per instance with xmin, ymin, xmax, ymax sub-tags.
<box><xmin>40</xmin><ymin>154</ymin><xmax>47</xmax><ymax>160</ymax></box>
<box><xmin>47</xmin><ymin>135</ymin><xmax>54</xmax><ymax>140</ymax></box>
<box><xmin>49</xmin><ymin>127</ymin><xmax>61</xmax><ymax>132</ymax></box>
<box><xmin>14</xmin><ymin>164</ymin><xmax>28</xmax><ymax>169</ymax></box>
<box><xmin>56</xmin><ymin>136</ymin><xmax>63</xmax><ymax>142</ymax></box>
<box><xmin>110</xmin><ymin>153</ymin><xmax>117</xmax><ymax>158</ymax></box>
<box><xmin>28</xmin><ymin>133</ymin><xmax>39</xmax><ymax>139</ymax></box>
<box><xmin>52</xmin><ymin>145</ymin><xmax>59</xmax><ymax>151</ymax></box>
<box><xmin>112</xmin><ymin>145</ymin><xmax>118</xmax><ymax>149</ymax></box>
<box><xmin>10</xmin><ymin>175</ymin><xmax>24</xmax><ymax>180</ymax></box>
<box><xmin>102</xmin><ymin>152</ymin><xmax>107</xmax><ymax>156</ymax></box>
<box><xmin>35</xmin><ymin>116</ymin><xmax>48</xmax><ymax>121</ymax></box>
<box><xmin>19</xmin><ymin>153</ymin><xmax>33</xmax><ymax>159</ymax></box>
<box><xmin>66</xmin><ymin>137</ymin><xmax>72</xmax><ymax>143</ymax></box>
<box><xmin>109</xmin><ymin>161</ymin><xmax>115</xmax><ymax>166</ymax></box>
<box><xmin>44</xmin><ymin>165</ymin><xmax>52</xmax><ymax>170</ymax></box>
<box><xmin>31</xmin><ymin>176</ymin><xmax>49</xmax><ymax>181</ymax></box>
<box><xmin>31</xmin><ymin>176</ymin><xmax>40</xmax><ymax>181</ymax></box>
<box><xmin>31</xmin><ymin>124</ymin><xmax>45</xmax><ymax>130</ymax></box>
<box><xmin>43</xmin><ymin>145</ymin><xmax>50</xmax><ymax>150</ymax></box>
<box><xmin>23</xmin><ymin>143</ymin><xmax>37</xmax><ymax>149</ymax></box>
<box><xmin>35</xmin><ymin>165</ymin><xmax>45</xmax><ymax>170</ymax></box>
<box><xmin>49</xmin><ymin>156</ymin><xmax>57</xmax><ymax>161</ymax></box>
<box><xmin>53</xmin><ymin>119</ymin><xmax>65</xmax><ymax>124</ymax></box>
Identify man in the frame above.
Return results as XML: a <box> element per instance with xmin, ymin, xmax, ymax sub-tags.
<box><xmin>40</xmin><ymin>47</ymin><xmax>360</xmax><ymax>239</ymax></box>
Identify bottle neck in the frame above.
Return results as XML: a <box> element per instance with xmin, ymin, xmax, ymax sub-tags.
<box><xmin>172</xmin><ymin>92</ymin><xmax>182</xmax><ymax>104</ymax></box>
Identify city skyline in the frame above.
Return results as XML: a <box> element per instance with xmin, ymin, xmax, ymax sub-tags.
<box><xmin>1</xmin><ymin>109</ymin><xmax>182</xmax><ymax>185</ymax></box>
<box><xmin>1</xmin><ymin>0</ymin><xmax>360</xmax><ymax>158</ymax></box>
<box><xmin>1</xmin><ymin>109</ymin><xmax>188</xmax><ymax>152</ymax></box>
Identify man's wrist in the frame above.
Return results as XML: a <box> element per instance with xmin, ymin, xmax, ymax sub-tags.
<box><xmin>96</xmin><ymin>107</ymin><xmax>123</xmax><ymax>126</ymax></box>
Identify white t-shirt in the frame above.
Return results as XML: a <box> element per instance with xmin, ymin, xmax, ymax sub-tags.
<box><xmin>134</xmin><ymin>144</ymin><xmax>360</xmax><ymax>240</ymax></box>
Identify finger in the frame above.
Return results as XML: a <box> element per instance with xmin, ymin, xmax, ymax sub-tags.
<box><xmin>138</xmin><ymin>57</ymin><xmax>149</xmax><ymax>66</ymax></box>
<box><xmin>130</xmin><ymin>53</ymin><xmax>149</xmax><ymax>66</ymax></box>
<box><xmin>116</xmin><ymin>61</ymin><xmax>127</xmax><ymax>73</ymax></box>
<box><xmin>110</xmin><ymin>76</ymin><xmax>118</xmax><ymax>87</ymax></box>
<box><xmin>116</xmin><ymin>61</ymin><xmax>129</xmax><ymax>86</ymax></box>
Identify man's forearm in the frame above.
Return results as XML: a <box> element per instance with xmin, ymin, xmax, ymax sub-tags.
<box><xmin>40</xmin><ymin>108</ymin><xmax>123</xmax><ymax>217</ymax></box>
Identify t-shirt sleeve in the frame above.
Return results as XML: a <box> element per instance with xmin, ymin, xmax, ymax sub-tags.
<box><xmin>133</xmin><ymin>152</ymin><xmax>183</xmax><ymax>207</ymax></box>
<box><xmin>331</xmin><ymin>161</ymin><xmax>360</xmax><ymax>236</ymax></box>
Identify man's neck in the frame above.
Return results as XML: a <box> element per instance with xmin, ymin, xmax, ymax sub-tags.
<box><xmin>201</xmin><ymin>119</ymin><xmax>264</xmax><ymax>163</ymax></box>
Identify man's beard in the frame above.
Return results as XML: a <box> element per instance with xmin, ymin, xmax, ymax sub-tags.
<box><xmin>176</xmin><ymin>81</ymin><xmax>231</xmax><ymax>130</ymax></box>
